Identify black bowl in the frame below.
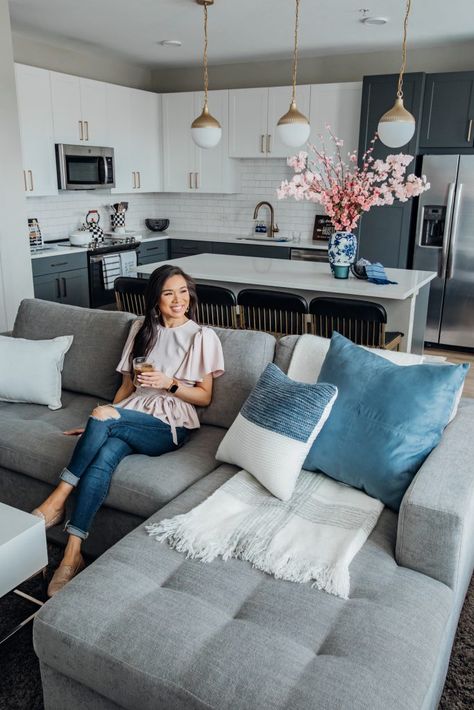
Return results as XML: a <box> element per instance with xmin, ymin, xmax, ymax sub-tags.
<box><xmin>145</xmin><ymin>218</ymin><xmax>170</xmax><ymax>232</ymax></box>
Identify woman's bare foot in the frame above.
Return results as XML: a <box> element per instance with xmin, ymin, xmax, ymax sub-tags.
<box><xmin>47</xmin><ymin>535</ymin><xmax>85</xmax><ymax>597</ymax></box>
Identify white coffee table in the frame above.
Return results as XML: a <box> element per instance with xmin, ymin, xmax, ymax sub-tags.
<box><xmin>0</xmin><ymin>502</ymin><xmax>48</xmax><ymax>644</ymax></box>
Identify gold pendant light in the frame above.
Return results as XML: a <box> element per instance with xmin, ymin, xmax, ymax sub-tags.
<box><xmin>378</xmin><ymin>0</ymin><xmax>416</xmax><ymax>148</ymax></box>
<box><xmin>191</xmin><ymin>0</ymin><xmax>222</xmax><ymax>149</ymax></box>
<box><xmin>277</xmin><ymin>0</ymin><xmax>310</xmax><ymax>148</ymax></box>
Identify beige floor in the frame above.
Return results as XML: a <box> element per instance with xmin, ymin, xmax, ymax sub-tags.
<box><xmin>429</xmin><ymin>347</ymin><xmax>474</xmax><ymax>399</ymax></box>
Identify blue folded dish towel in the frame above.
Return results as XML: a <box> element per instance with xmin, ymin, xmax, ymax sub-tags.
<box><xmin>364</xmin><ymin>262</ymin><xmax>398</xmax><ymax>285</ymax></box>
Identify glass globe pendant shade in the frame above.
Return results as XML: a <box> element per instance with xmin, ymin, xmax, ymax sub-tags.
<box><xmin>378</xmin><ymin>99</ymin><xmax>416</xmax><ymax>148</ymax></box>
<box><xmin>277</xmin><ymin>101</ymin><xmax>311</xmax><ymax>148</ymax></box>
<box><xmin>191</xmin><ymin>104</ymin><xmax>222</xmax><ymax>149</ymax></box>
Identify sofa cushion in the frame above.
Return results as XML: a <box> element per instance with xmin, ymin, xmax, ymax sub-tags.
<box><xmin>216</xmin><ymin>363</ymin><xmax>337</xmax><ymax>500</ymax></box>
<box><xmin>0</xmin><ymin>394</ymin><xmax>225</xmax><ymax>518</ymax></box>
<box><xmin>0</xmin><ymin>333</ymin><xmax>73</xmax><ymax>409</ymax></box>
<box><xmin>304</xmin><ymin>333</ymin><xmax>469</xmax><ymax>511</ymax></box>
<box><xmin>200</xmin><ymin>328</ymin><xmax>276</xmax><ymax>428</ymax></box>
<box><xmin>34</xmin><ymin>465</ymin><xmax>453</xmax><ymax>710</ymax></box>
<box><xmin>12</xmin><ymin>299</ymin><xmax>136</xmax><ymax>401</ymax></box>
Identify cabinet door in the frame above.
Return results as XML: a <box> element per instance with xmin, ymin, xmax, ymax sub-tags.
<box><xmin>212</xmin><ymin>242</ymin><xmax>290</xmax><ymax>259</ymax></box>
<box><xmin>229</xmin><ymin>88</ymin><xmax>268</xmax><ymax>158</ymax></box>
<box><xmin>50</xmin><ymin>72</ymin><xmax>83</xmax><ymax>144</ymax></box>
<box><xmin>80</xmin><ymin>79</ymin><xmax>109</xmax><ymax>146</ymax></box>
<box><xmin>107</xmin><ymin>84</ymin><xmax>136</xmax><ymax>193</ymax></box>
<box><xmin>33</xmin><ymin>273</ymin><xmax>62</xmax><ymax>303</ymax></box>
<box><xmin>357</xmin><ymin>73</ymin><xmax>425</xmax><ymax>268</ymax></box>
<box><xmin>60</xmin><ymin>269</ymin><xmax>90</xmax><ymax>307</ymax></box>
<box><xmin>309</xmin><ymin>82</ymin><xmax>362</xmax><ymax>155</ymax></box>
<box><xmin>130</xmin><ymin>89</ymin><xmax>162</xmax><ymax>192</ymax></box>
<box><xmin>420</xmin><ymin>72</ymin><xmax>474</xmax><ymax>149</ymax></box>
<box><xmin>15</xmin><ymin>64</ymin><xmax>58</xmax><ymax>197</ymax></box>
<box><xmin>267</xmin><ymin>85</ymin><xmax>311</xmax><ymax>158</ymax></box>
<box><xmin>195</xmin><ymin>90</ymin><xmax>237</xmax><ymax>193</ymax></box>
<box><xmin>162</xmin><ymin>93</ymin><xmax>197</xmax><ymax>192</ymax></box>
<box><xmin>137</xmin><ymin>240</ymin><xmax>168</xmax><ymax>264</ymax></box>
<box><xmin>169</xmin><ymin>240</ymin><xmax>212</xmax><ymax>258</ymax></box>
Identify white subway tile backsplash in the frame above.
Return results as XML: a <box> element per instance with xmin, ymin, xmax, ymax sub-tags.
<box><xmin>27</xmin><ymin>159</ymin><xmax>323</xmax><ymax>242</ymax></box>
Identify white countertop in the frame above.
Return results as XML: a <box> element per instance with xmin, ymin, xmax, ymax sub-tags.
<box><xmin>31</xmin><ymin>230</ymin><xmax>328</xmax><ymax>259</ymax></box>
<box><xmin>159</xmin><ymin>229</ymin><xmax>327</xmax><ymax>250</ymax></box>
<box><xmin>138</xmin><ymin>253</ymin><xmax>436</xmax><ymax>301</ymax></box>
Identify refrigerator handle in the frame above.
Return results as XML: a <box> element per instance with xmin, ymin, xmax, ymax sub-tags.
<box><xmin>437</xmin><ymin>183</ymin><xmax>456</xmax><ymax>279</ymax></box>
<box><xmin>447</xmin><ymin>184</ymin><xmax>463</xmax><ymax>280</ymax></box>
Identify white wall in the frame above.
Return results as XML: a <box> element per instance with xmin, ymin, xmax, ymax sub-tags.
<box><xmin>12</xmin><ymin>30</ymin><xmax>153</xmax><ymax>90</ymax></box>
<box><xmin>0</xmin><ymin>0</ymin><xmax>34</xmax><ymax>331</ymax></box>
<box><xmin>153</xmin><ymin>40</ymin><xmax>474</xmax><ymax>92</ymax></box>
<box><xmin>28</xmin><ymin>160</ymin><xmax>321</xmax><ymax>244</ymax></box>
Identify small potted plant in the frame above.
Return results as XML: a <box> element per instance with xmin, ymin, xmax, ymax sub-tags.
<box><xmin>277</xmin><ymin>132</ymin><xmax>430</xmax><ymax>278</ymax></box>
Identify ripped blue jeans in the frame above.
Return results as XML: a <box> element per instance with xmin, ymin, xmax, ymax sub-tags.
<box><xmin>60</xmin><ymin>408</ymin><xmax>188</xmax><ymax>539</ymax></box>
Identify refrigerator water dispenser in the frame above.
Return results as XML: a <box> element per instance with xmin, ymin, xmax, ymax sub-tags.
<box><xmin>420</xmin><ymin>205</ymin><xmax>446</xmax><ymax>247</ymax></box>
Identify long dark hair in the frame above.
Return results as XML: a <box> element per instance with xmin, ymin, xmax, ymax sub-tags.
<box><xmin>130</xmin><ymin>265</ymin><xmax>198</xmax><ymax>366</ymax></box>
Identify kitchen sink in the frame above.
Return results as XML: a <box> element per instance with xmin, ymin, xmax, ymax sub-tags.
<box><xmin>237</xmin><ymin>236</ymin><xmax>293</xmax><ymax>243</ymax></box>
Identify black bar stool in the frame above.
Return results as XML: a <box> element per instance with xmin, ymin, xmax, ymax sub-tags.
<box><xmin>309</xmin><ymin>296</ymin><xmax>403</xmax><ymax>350</ymax></box>
<box><xmin>238</xmin><ymin>289</ymin><xmax>308</xmax><ymax>336</ymax></box>
<box><xmin>196</xmin><ymin>284</ymin><xmax>238</xmax><ymax>328</ymax></box>
<box><xmin>114</xmin><ymin>277</ymin><xmax>147</xmax><ymax>316</ymax></box>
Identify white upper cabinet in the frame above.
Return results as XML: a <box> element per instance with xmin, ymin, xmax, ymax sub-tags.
<box><xmin>229</xmin><ymin>85</ymin><xmax>310</xmax><ymax>158</ymax></box>
<box><xmin>50</xmin><ymin>72</ymin><xmax>108</xmax><ymax>145</ymax></box>
<box><xmin>162</xmin><ymin>90</ymin><xmax>238</xmax><ymax>193</ymax></box>
<box><xmin>15</xmin><ymin>64</ymin><xmax>58</xmax><ymax>197</ymax></box>
<box><xmin>107</xmin><ymin>85</ymin><xmax>162</xmax><ymax>193</ymax></box>
<box><xmin>229</xmin><ymin>88</ymin><xmax>268</xmax><ymax>158</ymax></box>
<box><xmin>309</xmin><ymin>82</ymin><xmax>362</xmax><ymax>156</ymax></box>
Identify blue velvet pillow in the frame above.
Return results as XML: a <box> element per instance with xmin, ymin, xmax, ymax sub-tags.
<box><xmin>303</xmin><ymin>333</ymin><xmax>469</xmax><ymax>510</ymax></box>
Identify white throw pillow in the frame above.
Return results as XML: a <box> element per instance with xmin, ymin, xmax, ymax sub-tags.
<box><xmin>216</xmin><ymin>363</ymin><xmax>338</xmax><ymax>501</ymax></box>
<box><xmin>0</xmin><ymin>334</ymin><xmax>73</xmax><ymax>410</ymax></box>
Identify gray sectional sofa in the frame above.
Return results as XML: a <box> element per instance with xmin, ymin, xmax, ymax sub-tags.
<box><xmin>2</xmin><ymin>298</ymin><xmax>474</xmax><ymax>710</ymax></box>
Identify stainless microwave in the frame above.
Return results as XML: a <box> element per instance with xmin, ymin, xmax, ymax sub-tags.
<box><xmin>55</xmin><ymin>144</ymin><xmax>115</xmax><ymax>190</ymax></box>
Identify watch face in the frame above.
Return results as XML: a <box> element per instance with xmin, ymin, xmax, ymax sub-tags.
<box><xmin>169</xmin><ymin>383</ymin><xmax>179</xmax><ymax>393</ymax></box>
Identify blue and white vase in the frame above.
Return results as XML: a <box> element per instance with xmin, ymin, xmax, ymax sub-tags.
<box><xmin>327</xmin><ymin>231</ymin><xmax>358</xmax><ymax>276</ymax></box>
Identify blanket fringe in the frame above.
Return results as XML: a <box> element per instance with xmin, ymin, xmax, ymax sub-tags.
<box><xmin>146</xmin><ymin>517</ymin><xmax>350</xmax><ymax>599</ymax></box>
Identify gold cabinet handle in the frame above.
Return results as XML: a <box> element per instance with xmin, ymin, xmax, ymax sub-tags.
<box><xmin>266</xmin><ymin>134</ymin><xmax>272</xmax><ymax>153</ymax></box>
<box><xmin>189</xmin><ymin>172</ymin><xmax>193</xmax><ymax>189</ymax></box>
<box><xmin>79</xmin><ymin>120</ymin><xmax>84</xmax><ymax>140</ymax></box>
<box><xmin>137</xmin><ymin>171</ymin><xmax>141</xmax><ymax>189</ymax></box>
<box><xmin>260</xmin><ymin>134</ymin><xmax>266</xmax><ymax>153</ymax></box>
<box><xmin>23</xmin><ymin>171</ymin><xmax>28</xmax><ymax>192</ymax></box>
<box><xmin>194</xmin><ymin>172</ymin><xmax>199</xmax><ymax>189</ymax></box>
<box><xmin>467</xmin><ymin>119</ymin><xmax>473</xmax><ymax>143</ymax></box>
<box><xmin>84</xmin><ymin>120</ymin><xmax>89</xmax><ymax>141</ymax></box>
<box><xmin>28</xmin><ymin>170</ymin><xmax>34</xmax><ymax>191</ymax></box>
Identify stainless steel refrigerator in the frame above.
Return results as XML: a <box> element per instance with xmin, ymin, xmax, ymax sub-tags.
<box><xmin>413</xmin><ymin>154</ymin><xmax>474</xmax><ymax>348</ymax></box>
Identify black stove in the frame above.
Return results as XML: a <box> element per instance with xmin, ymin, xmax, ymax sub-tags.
<box><xmin>65</xmin><ymin>237</ymin><xmax>139</xmax><ymax>254</ymax></box>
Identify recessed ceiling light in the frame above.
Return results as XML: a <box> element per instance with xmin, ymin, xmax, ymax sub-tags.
<box><xmin>361</xmin><ymin>16</ymin><xmax>389</xmax><ymax>26</ymax></box>
<box><xmin>159</xmin><ymin>40</ymin><xmax>182</xmax><ymax>47</ymax></box>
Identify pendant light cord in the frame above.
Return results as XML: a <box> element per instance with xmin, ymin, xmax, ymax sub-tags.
<box><xmin>203</xmin><ymin>2</ymin><xmax>209</xmax><ymax>107</ymax></box>
<box><xmin>397</xmin><ymin>0</ymin><xmax>412</xmax><ymax>99</ymax></box>
<box><xmin>291</xmin><ymin>0</ymin><xmax>300</xmax><ymax>104</ymax></box>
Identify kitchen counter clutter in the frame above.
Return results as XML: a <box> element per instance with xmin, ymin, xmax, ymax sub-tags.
<box><xmin>138</xmin><ymin>254</ymin><xmax>436</xmax><ymax>353</ymax></box>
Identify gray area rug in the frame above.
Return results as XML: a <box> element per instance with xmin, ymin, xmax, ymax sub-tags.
<box><xmin>0</xmin><ymin>544</ymin><xmax>472</xmax><ymax>709</ymax></box>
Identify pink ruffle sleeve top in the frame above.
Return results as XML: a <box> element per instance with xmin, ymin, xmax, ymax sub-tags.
<box><xmin>115</xmin><ymin>318</ymin><xmax>224</xmax><ymax>444</ymax></box>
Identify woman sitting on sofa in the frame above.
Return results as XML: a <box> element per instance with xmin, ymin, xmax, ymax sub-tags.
<box><xmin>33</xmin><ymin>264</ymin><xmax>225</xmax><ymax>596</ymax></box>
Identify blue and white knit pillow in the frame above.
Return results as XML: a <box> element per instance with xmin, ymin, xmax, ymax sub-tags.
<box><xmin>216</xmin><ymin>363</ymin><xmax>338</xmax><ymax>501</ymax></box>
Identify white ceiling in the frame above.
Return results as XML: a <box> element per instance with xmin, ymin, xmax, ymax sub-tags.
<box><xmin>8</xmin><ymin>0</ymin><xmax>474</xmax><ymax>68</ymax></box>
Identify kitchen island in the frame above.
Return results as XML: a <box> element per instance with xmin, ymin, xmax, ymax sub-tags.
<box><xmin>138</xmin><ymin>254</ymin><xmax>436</xmax><ymax>354</ymax></box>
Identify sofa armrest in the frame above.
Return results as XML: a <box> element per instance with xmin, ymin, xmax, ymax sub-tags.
<box><xmin>396</xmin><ymin>398</ymin><xmax>474</xmax><ymax>591</ymax></box>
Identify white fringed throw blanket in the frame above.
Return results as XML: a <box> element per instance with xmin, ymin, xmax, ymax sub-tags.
<box><xmin>146</xmin><ymin>334</ymin><xmax>384</xmax><ymax>599</ymax></box>
<box><xmin>146</xmin><ymin>469</ymin><xmax>383</xmax><ymax>598</ymax></box>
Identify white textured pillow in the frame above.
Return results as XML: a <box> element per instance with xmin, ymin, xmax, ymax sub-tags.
<box><xmin>216</xmin><ymin>363</ymin><xmax>338</xmax><ymax>501</ymax></box>
<box><xmin>0</xmin><ymin>334</ymin><xmax>73</xmax><ymax>410</ymax></box>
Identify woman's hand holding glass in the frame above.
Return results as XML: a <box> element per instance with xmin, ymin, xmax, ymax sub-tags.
<box><xmin>136</xmin><ymin>368</ymin><xmax>173</xmax><ymax>390</ymax></box>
